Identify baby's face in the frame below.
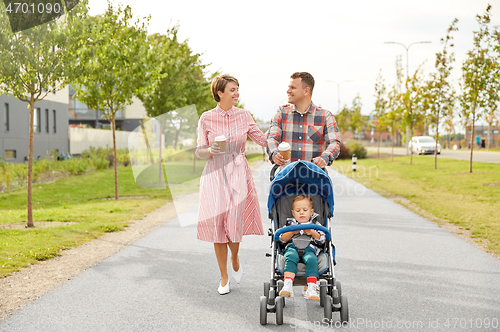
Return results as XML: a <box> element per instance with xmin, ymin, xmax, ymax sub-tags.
<box><xmin>291</xmin><ymin>199</ymin><xmax>314</xmax><ymax>223</ymax></box>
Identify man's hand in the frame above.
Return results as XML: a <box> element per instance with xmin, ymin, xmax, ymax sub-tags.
<box><xmin>273</xmin><ymin>152</ymin><xmax>287</xmax><ymax>166</ymax></box>
<box><xmin>312</xmin><ymin>156</ymin><xmax>326</xmax><ymax>168</ymax></box>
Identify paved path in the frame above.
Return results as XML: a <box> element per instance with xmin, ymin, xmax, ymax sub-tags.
<box><xmin>367</xmin><ymin>147</ymin><xmax>500</xmax><ymax>164</ymax></box>
<box><xmin>1</xmin><ymin>163</ymin><xmax>499</xmax><ymax>331</ymax></box>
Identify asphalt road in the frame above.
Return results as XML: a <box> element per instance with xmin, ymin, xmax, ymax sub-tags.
<box><xmin>367</xmin><ymin>147</ymin><xmax>500</xmax><ymax>164</ymax></box>
<box><xmin>1</xmin><ymin>162</ymin><xmax>499</xmax><ymax>331</ymax></box>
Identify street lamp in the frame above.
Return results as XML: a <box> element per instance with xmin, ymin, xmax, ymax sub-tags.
<box><xmin>325</xmin><ymin>80</ymin><xmax>352</xmax><ymax>113</ymax></box>
<box><xmin>384</xmin><ymin>41</ymin><xmax>431</xmax><ymax>154</ymax></box>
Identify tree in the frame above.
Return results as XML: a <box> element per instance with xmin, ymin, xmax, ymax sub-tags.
<box><xmin>402</xmin><ymin>66</ymin><xmax>426</xmax><ymax>165</ymax></box>
<box><xmin>348</xmin><ymin>95</ymin><xmax>366</xmax><ymax>138</ymax></box>
<box><xmin>139</xmin><ymin>27</ymin><xmax>215</xmax><ymax>148</ymax></box>
<box><xmin>70</xmin><ymin>2</ymin><xmax>162</xmax><ymax>199</ymax></box>
<box><xmin>0</xmin><ymin>1</ymin><xmax>86</xmax><ymax>227</ymax></box>
<box><xmin>426</xmin><ymin>19</ymin><xmax>458</xmax><ymax>169</ymax></box>
<box><xmin>385</xmin><ymin>85</ymin><xmax>403</xmax><ymax>161</ymax></box>
<box><xmin>372</xmin><ymin>70</ymin><xmax>388</xmax><ymax>158</ymax></box>
<box><xmin>334</xmin><ymin>105</ymin><xmax>351</xmax><ymax>136</ymax></box>
<box><xmin>460</xmin><ymin>4</ymin><xmax>496</xmax><ymax>173</ymax></box>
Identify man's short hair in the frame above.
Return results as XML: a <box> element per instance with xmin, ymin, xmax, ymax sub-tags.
<box><xmin>292</xmin><ymin>194</ymin><xmax>314</xmax><ymax>209</ymax></box>
<box><xmin>291</xmin><ymin>72</ymin><xmax>315</xmax><ymax>94</ymax></box>
<box><xmin>211</xmin><ymin>75</ymin><xmax>239</xmax><ymax>102</ymax></box>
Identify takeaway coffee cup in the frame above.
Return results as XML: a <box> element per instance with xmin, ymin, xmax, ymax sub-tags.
<box><xmin>278</xmin><ymin>142</ymin><xmax>291</xmax><ymax>161</ymax></box>
<box><xmin>215</xmin><ymin>135</ymin><xmax>226</xmax><ymax>153</ymax></box>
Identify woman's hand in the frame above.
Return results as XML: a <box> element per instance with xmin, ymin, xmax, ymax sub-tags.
<box><xmin>210</xmin><ymin>142</ymin><xmax>221</xmax><ymax>155</ymax></box>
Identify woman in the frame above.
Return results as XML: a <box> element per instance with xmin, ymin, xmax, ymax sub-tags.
<box><xmin>195</xmin><ymin>75</ymin><xmax>267</xmax><ymax>295</ymax></box>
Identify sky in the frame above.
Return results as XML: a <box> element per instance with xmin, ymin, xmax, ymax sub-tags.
<box><xmin>88</xmin><ymin>0</ymin><xmax>500</xmax><ymax>128</ymax></box>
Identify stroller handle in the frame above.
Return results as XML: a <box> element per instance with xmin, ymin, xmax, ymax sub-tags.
<box><xmin>270</xmin><ymin>160</ymin><xmax>328</xmax><ymax>181</ymax></box>
<box><xmin>274</xmin><ymin>224</ymin><xmax>331</xmax><ymax>242</ymax></box>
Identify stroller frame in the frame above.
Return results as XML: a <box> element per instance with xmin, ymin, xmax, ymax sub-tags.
<box><xmin>260</xmin><ymin>161</ymin><xmax>349</xmax><ymax>326</ymax></box>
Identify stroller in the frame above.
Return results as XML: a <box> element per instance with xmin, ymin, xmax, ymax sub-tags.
<box><xmin>260</xmin><ymin>160</ymin><xmax>349</xmax><ymax>325</ymax></box>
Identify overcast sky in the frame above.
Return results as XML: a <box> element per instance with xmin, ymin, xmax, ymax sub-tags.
<box><xmin>88</xmin><ymin>0</ymin><xmax>500</xmax><ymax>128</ymax></box>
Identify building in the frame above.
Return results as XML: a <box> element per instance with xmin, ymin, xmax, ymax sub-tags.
<box><xmin>464</xmin><ymin>124</ymin><xmax>500</xmax><ymax>148</ymax></box>
<box><xmin>1</xmin><ymin>86</ymin><xmax>149</xmax><ymax>163</ymax></box>
<box><xmin>1</xmin><ymin>87</ymin><xmax>70</xmax><ymax>163</ymax></box>
<box><xmin>68</xmin><ymin>85</ymin><xmax>147</xmax><ymax>131</ymax></box>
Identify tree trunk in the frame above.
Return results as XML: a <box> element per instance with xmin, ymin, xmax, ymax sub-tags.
<box><xmin>27</xmin><ymin>96</ymin><xmax>35</xmax><ymax>228</ymax></box>
<box><xmin>434</xmin><ymin>115</ymin><xmax>439</xmax><ymax>170</ymax></box>
<box><xmin>140</xmin><ymin>121</ymin><xmax>155</xmax><ymax>164</ymax></box>
<box><xmin>409</xmin><ymin>123</ymin><xmax>414</xmax><ymax>165</ymax></box>
<box><xmin>487</xmin><ymin>122</ymin><xmax>492</xmax><ymax>150</ymax></box>
<box><xmin>470</xmin><ymin>104</ymin><xmax>475</xmax><ymax>173</ymax></box>
<box><xmin>158</xmin><ymin>122</ymin><xmax>163</xmax><ymax>185</ymax></box>
<box><xmin>391</xmin><ymin>129</ymin><xmax>395</xmax><ymax>162</ymax></box>
<box><xmin>377</xmin><ymin>131</ymin><xmax>381</xmax><ymax>158</ymax></box>
<box><xmin>112</xmin><ymin>115</ymin><xmax>118</xmax><ymax>199</ymax></box>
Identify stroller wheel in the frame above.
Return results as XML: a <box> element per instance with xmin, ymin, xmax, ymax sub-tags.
<box><xmin>268</xmin><ymin>289</ymin><xmax>276</xmax><ymax>305</ymax></box>
<box><xmin>264</xmin><ymin>282</ymin><xmax>270</xmax><ymax>299</ymax></box>
<box><xmin>260</xmin><ymin>296</ymin><xmax>267</xmax><ymax>325</ymax></box>
<box><xmin>335</xmin><ymin>280</ymin><xmax>342</xmax><ymax>298</ymax></box>
<box><xmin>340</xmin><ymin>295</ymin><xmax>349</xmax><ymax>323</ymax></box>
<box><xmin>324</xmin><ymin>295</ymin><xmax>332</xmax><ymax>322</ymax></box>
<box><xmin>319</xmin><ymin>280</ymin><xmax>327</xmax><ymax>307</ymax></box>
<box><xmin>276</xmin><ymin>296</ymin><xmax>284</xmax><ymax>325</ymax></box>
<box><xmin>277</xmin><ymin>280</ymin><xmax>284</xmax><ymax>294</ymax></box>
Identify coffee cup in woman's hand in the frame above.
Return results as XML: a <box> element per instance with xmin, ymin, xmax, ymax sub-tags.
<box><xmin>210</xmin><ymin>142</ymin><xmax>221</xmax><ymax>154</ymax></box>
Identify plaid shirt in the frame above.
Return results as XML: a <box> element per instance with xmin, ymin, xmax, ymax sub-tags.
<box><xmin>266</xmin><ymin>103</ymin><xmax>341</xmax><ymax>165</ymax></box>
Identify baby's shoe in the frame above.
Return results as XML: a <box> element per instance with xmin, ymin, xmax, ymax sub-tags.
<box><xmin>279</xmin><ymin>278</ymin><xmax>294</xmax><ymax>297</ymax></box>
<box><xmin>304</xmin><ymin>283</ymin><xmax>320</xmax><ymax>301</ymax></box>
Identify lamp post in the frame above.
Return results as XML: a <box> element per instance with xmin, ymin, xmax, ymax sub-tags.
<box><xmin>384</xmin><ymin>41</ymin><xmax>431</xmax><ymax>154</ymax></box>
<box><xmin>325</xmin><ymin>80</ymin><xmax>352</xmax><ymax>113</ymax></box>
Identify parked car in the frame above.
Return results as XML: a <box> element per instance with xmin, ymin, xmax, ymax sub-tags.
<box><xmin>408</xmin><ymin>136</ymin><xmax>441</xmax><ymax>155</ymax></box>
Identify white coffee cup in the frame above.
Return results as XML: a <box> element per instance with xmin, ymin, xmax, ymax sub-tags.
<box><xmin>215</xmin><ymin>135</ymin><xmax>226</xmax><ymax>153</ymax></box>
<box><xmin>278</xmin><ymin>142</ymin><xmax>291</xmax><ymax>160</ymax></box>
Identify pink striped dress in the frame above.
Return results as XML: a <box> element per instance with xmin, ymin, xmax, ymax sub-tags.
<box><xmin>195</xmin><ymin>105</ymin><xmax>267</xmax><ymax>243</ymax></box>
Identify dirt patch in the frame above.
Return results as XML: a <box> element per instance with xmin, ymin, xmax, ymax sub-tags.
<box><xmin>484</xmin><ymin>183</ymin><xmax>500</xmax><ymax>187</ymax></box>
<box><xmin>90</xmin><ymin>196</ymin><xmax>150</xmax><ymax>201</ymax></box>
<box><xmin>0</xmin><ymin>221</ymin><xmax>78</xmax><ymax>230</ymax></box>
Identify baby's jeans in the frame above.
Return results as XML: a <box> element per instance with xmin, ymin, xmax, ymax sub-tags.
<box><xmin>283</xmin><ymin>244</ymin><xmax>319</xmax><ymax>278</ymax></box>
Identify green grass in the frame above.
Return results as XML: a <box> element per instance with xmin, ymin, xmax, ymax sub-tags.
<box><xmin>330</xmin><ymin>155</ymin><xmax>500</xmax><ymax>257</ymax></box>
<box><xmin>0</xmin><ymin>160</ymin><xmax>208</xmax><ymax>278</ymax></box>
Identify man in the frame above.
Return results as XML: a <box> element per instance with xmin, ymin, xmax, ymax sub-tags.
<box><xmin>267</xmin><ymin>72</ymin><xmax>341</xmax><ymax>168</ymax></box>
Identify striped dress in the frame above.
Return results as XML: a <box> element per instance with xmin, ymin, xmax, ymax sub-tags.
<box><xmin>195</xmin><ymin>105</ymin><xmax>267</xmax><ymax>243</ymax></box>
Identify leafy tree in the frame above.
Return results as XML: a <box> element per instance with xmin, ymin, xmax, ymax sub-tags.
<box><xmin>385</xmin><ymin>84</ymin><xmax>403</xmax><ymax>161</ymax></box>
<box><xmin>460</xmin><ymin>4</ymin><xmax>496</xmax><ymax>172</ymax></box>
<box><xmin>334</xmin><ymin>105</ymin><xmax>351</xmax><ymax>136</ymax></box>
<box><xmin>426</xmin><ymin>19</ymin><xmax>458</xmax><ymax>169</ymax></box>
<box><xmin>402</xmin><ymin>66</ymin><xmax>426</xmax><ymax>165</ymax></box>
<box><xmin>70</xmin><ymin>2</ymin><xmax>162</xmax><ymax>199</ymax></box>
<box><xmin>347</xmin><ymin>94</ymin><xmax>366</xmax><ymax>138</ymax></box>
<box><xmin>0</xmin><ymin>1</ymin><xmax>87</xmax><ymax>227</ymax></box>
<box><xmin>371</xmin><ymin>70</ymin><xmax>388</xmax><ymax>158</ymax></box>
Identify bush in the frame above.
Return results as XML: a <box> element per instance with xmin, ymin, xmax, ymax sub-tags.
<box><xmin>336</xmin><ymin>142</ymin><xmax>351</xmax><ymax>160</ymax></box>
<box><xmin>345</xmin><ymin>140</ymin><xmax>367</xmax><ymax>159</ymax></box>
<box><xmin>497</xmin><ymin>136</ymin><xmax>500</xmax><ymax>148</ymax></box>
<box><xmin>460</xmin><ymin>139</ymin><xmax>467</xmax><ymax>149</ymax></box>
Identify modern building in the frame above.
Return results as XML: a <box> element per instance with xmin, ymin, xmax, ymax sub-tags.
<box><xmin>68</xmin><ymin>85</ymin><xmax>147</xmax><ymax>131</ymax></box>
<box><xmin>1</xmin><ymin>86</ymin><xmax>149</xmax><ymax>163</ymax></box>
<box><xmin>1</xmin><ymin>87</ymin><xmax>70</xmax><ymax>163</ymax></box>
<box><xmin>464</xmin><ymin>124</ymin><xmax>500</xmax><ymax>148</ymax></box>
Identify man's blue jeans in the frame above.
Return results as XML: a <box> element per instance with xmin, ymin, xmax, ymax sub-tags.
<box><xmin>283</xmin><ymin>244</ymin><xmax>319</xmax><ymax>278</ymax></box>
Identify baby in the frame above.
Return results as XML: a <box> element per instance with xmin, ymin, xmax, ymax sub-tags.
<box><xmin>278</xmin><ymin>194</ymin><xmax>325</xmax><ymax>300</ymax></box>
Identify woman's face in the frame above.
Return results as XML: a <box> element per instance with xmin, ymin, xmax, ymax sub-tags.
<box><xmin>218</xmin><ymin>81</ymin><xmax>239</xmax><ymax>106</ymax></box>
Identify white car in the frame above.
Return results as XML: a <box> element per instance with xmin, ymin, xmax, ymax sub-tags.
<box><xmin>408</xmin><ymin>136</ymin><xmax>441</xmax><ymax>155</ymax></box>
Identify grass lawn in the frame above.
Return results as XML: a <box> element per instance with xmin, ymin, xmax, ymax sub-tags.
<box><xmin>0</xmin><ymin>160</ymin><xmax>209</xmax><ymax>278</ymax></box>
<box><xmin>330</xmin><ymin>155</ymin><xmax>500</xmax><ymax>257</ymax></box>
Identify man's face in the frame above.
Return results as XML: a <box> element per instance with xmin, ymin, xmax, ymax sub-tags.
<box><xmin>287</xmin><ymin>78</ymin><xmax>308</xmax><ymax>104</ymax></box>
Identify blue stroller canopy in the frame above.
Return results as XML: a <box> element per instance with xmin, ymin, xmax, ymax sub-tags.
<box><xmin>267</xmin><ymin>160</ymin><xmax>334</xmax><ymax>216</ymax></box>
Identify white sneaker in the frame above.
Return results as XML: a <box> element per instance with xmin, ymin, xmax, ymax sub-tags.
<box><xmin>279</xmin><ymin>278</ymin><xmax>294</xmax><ymax>297</ymax></box>
<box><xmin>304</xmin><ymin>283</ymin><xmax>320</xmax><ymax>301</ymax></box>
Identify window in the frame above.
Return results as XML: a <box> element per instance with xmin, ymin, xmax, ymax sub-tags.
<box><xmin>45</xmin><ymin>109</ymin><xmax>49</xmax><ymax>133</ymax></box>
<box><xmin>53</xmin><ymin>110</ymin><xmax>56</xmax><ymax>133</ymax></box>
<box><xmin>5</xmin><ymin>150</ymin><xmax>16</xmax><ymax>160</ymax></box>
<box><xmin>4</xmin><ymin>103</ymin><xmax>8</xmax><ymax>131</ymax></box>
<box><xmin>34</xmin><ymin>108</ymin><xmax>41</xmax><ymax>132</ymax></box>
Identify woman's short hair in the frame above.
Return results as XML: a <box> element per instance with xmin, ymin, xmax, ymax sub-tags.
<box><xmin>292</xmin><ymin>194</ymin><xmax>314</xmax><ymax>209</ymax></box>
<box><xmin>211</xmin><ymin>75</ymin><xmax>239</xmax><ymax>102</ymax></box>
